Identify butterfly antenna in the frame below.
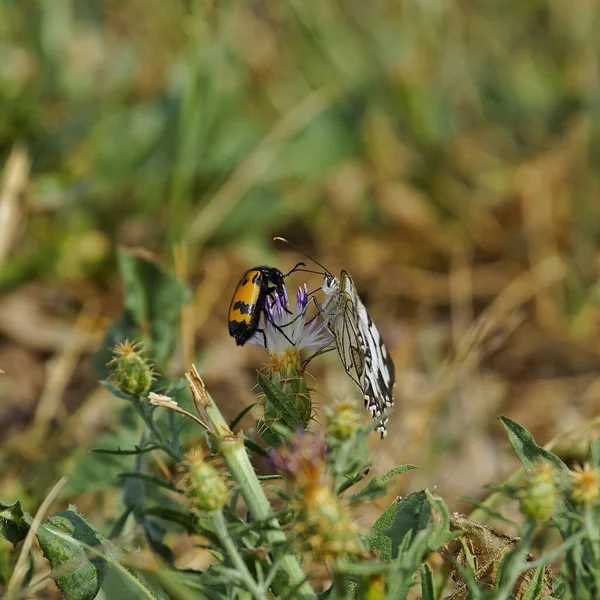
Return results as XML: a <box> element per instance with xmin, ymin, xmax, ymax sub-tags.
<box><xmin>273</xmin><ymin>237</ymin><xmax>331</xmax><ymax>276</ymax></box>
<box><xmin>293</xmin><ymin>268</ymin><xmax>328</xmax><ymax>276</ymax></box>
<box><xmin>282</xmin><ymin>261</ymin><xmax>306</xmax><ymax>277</ymax></box>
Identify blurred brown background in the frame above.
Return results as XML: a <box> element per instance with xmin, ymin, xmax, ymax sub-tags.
<box><xmin>1</xmin><ymin>0</ymin><xmax>600</xmax><ymax>548</ymax></box>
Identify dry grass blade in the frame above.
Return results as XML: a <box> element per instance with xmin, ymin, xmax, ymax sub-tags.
<box><xmin>406</xmin><ymin>255</ymin><xmax>567</xmax><ymax>447</ymax></box>
<box><xmin>0</xmin><ymin>144</ymin><xmax>29</xmax><ymax>271</ymax></box>
<box><xmin>5</xmin><ymin>477</ymin><xmax>68</xmax><ymax>599</ymax></box>
<box><xmin>32</xmin><ymin>301</ymin><xmax>101</xmax><ymax>436</ymax></box>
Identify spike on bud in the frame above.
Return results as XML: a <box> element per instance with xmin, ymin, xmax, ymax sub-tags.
<box><xmin>109</xmin><ymin>339</ymin><xmax>155</xmax><ymax>396</ymax></box>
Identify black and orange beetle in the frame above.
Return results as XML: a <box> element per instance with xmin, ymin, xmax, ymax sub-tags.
<box><xmin>228</xmin><ymin>263</ymin><xmax>304</xmax><ymax>346</ymax></box>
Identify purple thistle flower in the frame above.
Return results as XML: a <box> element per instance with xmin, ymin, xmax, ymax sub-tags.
<box><xmin>249</xmin><ymin>283</ymin><xmax>333</xmax><ymax>355</ymax></box>
<box><xmin>267</xmin><ymin>429</ymin><xmax>327</xmax><ymax>485</ymax></box>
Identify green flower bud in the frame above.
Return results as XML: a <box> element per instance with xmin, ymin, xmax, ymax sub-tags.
<box><xmin>109</xmin><ymin>340</ymin><xmax>155</xmax><ymax>396</ymax></box>
<box><xmin>518</xmin><ymin>462</ymin><xmax>559</xmax><ymax>524</ymax></box>
<box><xmin>326</xmin><ymin>399</ymin><xmax>361</xmax><ymax>440</ymax></box>
<box><xmin>183</xmin><ymin>450</ymin><xmax>228</xmax><ymax>512</ymax></box>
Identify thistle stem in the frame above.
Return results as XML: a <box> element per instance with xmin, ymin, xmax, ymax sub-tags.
<box><xmin>186</xmin><ymin>367</ymin><xmax>315</xmax><ymax>598</ymax></box>
<box><xmin>211</xmin><ymin>509</ymin><xmax>269</xmax><ymax>600</ymax></box>
<box><xmin>220</xmin><ymin>436</ymin><xmax>314</xmax><ymax>598</ymax></box>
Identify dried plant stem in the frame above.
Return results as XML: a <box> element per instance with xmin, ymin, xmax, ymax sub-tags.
<box><xmin>5</xmin><ymin>477</ymin><xmax>67</xmax><ymax>599</ymax></box>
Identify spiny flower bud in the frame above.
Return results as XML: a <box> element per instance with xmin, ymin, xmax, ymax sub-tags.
<box><xmin>268</xmin><ymin>430</ymin><xmax>327</xmax><ymax>489</ymax></box>
<box><xmin>269</xmin><ymin>431</ymin><xmax>362</xmax><ymax>560</ymax></box>
<box><xmin>180</xmin><ymin>449</ymin><xmax>227</xmax><ymax>512</ymax></box>
<box><xmin>266</xmin><ymin>351</ymin><xmax>312</xmax><ymax>430</ymax></box>
<box><xmin>296</xmin><ymin>484</ymin><xmax>362</xmax><ymax>561</ymax></box>
<box><xmin>326</xmin><ymin>399</ymin><xmax>361</xmax><ymax>440</ymax></box>
<box><xmin>109</xmin><ymin>340</ymin><xmax>155</xmax><ymax>396</ymax></box>
<box><xmin>518</xmin><ymin>462</ymin><xmax>560</xmax><ymax>524</ymax></box>
<box><xmin>570</xmin><ymin>463</ymin><xmax>600</xmax><ymax>506</ymax></box>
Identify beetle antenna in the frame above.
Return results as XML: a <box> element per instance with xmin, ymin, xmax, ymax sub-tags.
<box><xmin>273</xmin><ymin>237</ymin><xmax>331</xmax><ymax>276</ymax></box>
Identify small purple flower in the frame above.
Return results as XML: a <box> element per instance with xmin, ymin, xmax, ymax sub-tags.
<box><xmin>267</xmin><ymin>429</ymin><xmax>327</xmax><ymax>485</ymax></box>
<box><xmin>248</xmin><ymin>283</ymin><xmax>333</xmax><ymax>355</ymax></box>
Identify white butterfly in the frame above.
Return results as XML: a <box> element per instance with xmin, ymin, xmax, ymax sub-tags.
<box><xmin>320</xmin><ymin>270</ymin><xmax>395</xmax><ymax>438</ymax></box>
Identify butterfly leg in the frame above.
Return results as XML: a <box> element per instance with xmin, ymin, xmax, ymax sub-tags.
<box><xmin>301</xmin><ymin>341</ymin><xmax>336</xmax><ymax>369</ymax></box>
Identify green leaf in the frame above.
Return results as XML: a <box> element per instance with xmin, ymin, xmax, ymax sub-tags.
<box><xmin>499</xmin><ymin>416</ymin><xmax>568</xmax><ymax>475</ymax></box>
<box><xmin>378</xmin><ymin>464</ymin><xmax>418</xmax><ymax>486</ymax></box>
<box><xmin>141</xmin><ymin>507</ymin><xmax>198</xmax><ymax>533</ymax></box>
<box><xmin>36</xmin><ymin>508</ymin><xmax>108</xmax><ymax>600</ymax></box>
<box><xmin>95</xmin><ymin>249</ymin><xmax>191</xmax><ymax>376</ymax></box>
<box><xmin>420</xmin><ymin>563</ymin><xmax>435</xmax><ymax>600</ymax></box>
<box><xmin>0</xmin><ymin>500</ymin><xmax>28</xmax><ymax>546</ymax></box>
<box><xmin>229</xmin><ymin>402</ymin><xmax>257</xmax><ymax>431</ymax></box>
<box><xmin>92</xmin><ymin>446</ymin><xmax>162</xmax><ymax>456</ymax></box>
<box><xmin>101</xmin><ymin>567</ymin><xmax>170</xmax><ymax>600</ymax></box>
<box><xmin>257</xmin><ymin>372</ymin><xmax>303</xmax><ymax>431</ymax></box>
<box><xmin>424</xmin><ymin>491</ymin><xmax>458</xmax><ymax>550</ymax></box>
<box><xmin>351</xmin><ymin>464</ymin><xmax>416</xmax><ymax>505</ymax></box>
<box><xmin>143</xmin><ymin>519</ymin><xmax>175</xmax><ymax>564</ymax></box>
<box><xmin>244</xmin><ymin>437</ymin><xmax>268</xmax><ymax>457</ymax></box>
<box><xmin>365</xmin><ymin>497</ymin><xmax>401</xmax><ymax>561</ymax></box>
<box><xmin>384</xmin><ymin>491</ymin><xmax>431</xmax><ymax>560</ymax></box>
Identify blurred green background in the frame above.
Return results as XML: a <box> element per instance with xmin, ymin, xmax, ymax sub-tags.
<box><xmin>2</xmin><ymin>0</ymin><xmax>600</xmax><ymax>583</ymax></box>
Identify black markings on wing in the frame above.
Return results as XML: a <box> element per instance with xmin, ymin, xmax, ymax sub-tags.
<box><xmin>325</xmin><ymin>271</ymin><xmax>396</xmax><ymax>439</ymax></box>
<box><xmin>355</xmin><ymin>298</ymin><xmax>395</xmax><ymax>438</ymax></box>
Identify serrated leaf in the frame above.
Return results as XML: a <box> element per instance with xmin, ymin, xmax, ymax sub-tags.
<box><xmin>499</xmin><ymin>416</ymin><xmax>567</xmax><ymax>475</ymax></box>
<box><xmin>257</xmin><ymin>372</ymin><xmax>303</xmax><ymax>431</ymax></box>
<box><xmin>36</xmin><ymin>509</ymin><xmax>108</xmax><ymax>600</ymax></box>
<box><xmin>0</xmin><ymin>500</ymin><xmax>28</xmax><ymax>546</ymax></box>
<box><xmin>385</xmin><ymin>491</ymin><xmax>431</xmax><ymax>560</ymax></box>
<box><xmin>92</xmin><ymin>446</ymin><xmax>161</xmax><ymax>456</ymax></box>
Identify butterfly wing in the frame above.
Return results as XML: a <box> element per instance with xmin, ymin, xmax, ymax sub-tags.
<box><xmin>356</xmin><ymin>296</ymin><xmax>395</xmax><ymax>437</ymax></box>
<box><xmin>325</xmin><ymin>285</ymin><xmax>364</xmax><ymax>390</ymax></box>
<box><xmin>326</xmin><ymin>271</ymin><xmax>395</xmax><ymax>438</ymax></box>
